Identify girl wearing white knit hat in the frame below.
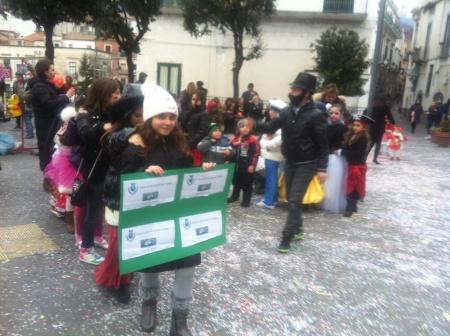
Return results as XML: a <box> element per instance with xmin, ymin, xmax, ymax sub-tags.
<box><xmin>120</xmin><ymin>83</ymin><xmax>214</xmax><ymax>335</ymax></box>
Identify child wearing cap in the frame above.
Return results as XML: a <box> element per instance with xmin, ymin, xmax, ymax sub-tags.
<box><xmin>228</xmin><ymin>118</ymin><xmax>260</xmax><ymax>207</ymax></box>
<box><xmin>197</xmin><ymin>123</ymin><xmax>233</xmax><ymax>164</ymax></box>
<box><xmin>119</xmin><ymin>83</ymin><xmax>214</xmax><ymax>334</ymax></box>
<box><xmin>341</xmin><ymin>114</ymin><xmax>374</xmax><ymax>217</ymax></box>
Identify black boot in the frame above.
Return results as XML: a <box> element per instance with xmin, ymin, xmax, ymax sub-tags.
<box><xmin>343</xmin><ymin>197</ymin><xmax>355</xmax><ymax>217</ymax></box>
<box><xmin>169</xmin><ymin>309</ymin><xmax>192</xmax><ymax>336</ymax></box>
<box><xmin>117</xmin><ymin>283</ymin><xmax>131</xmax><ymax>304</ymax></box>
<box><xmin>140</xmin><ymin>299</ymin><xmax>157</xmax><ymax>332</ymax></box>
<box><xmin>227</xmin><ymin>186</ymin><xmax>240</xmax><ymax>203</ymax></box>
<box><xmin>240</xmin><ymin>188</ymin><xmax>252</xmax><ymax>207</ymax></box>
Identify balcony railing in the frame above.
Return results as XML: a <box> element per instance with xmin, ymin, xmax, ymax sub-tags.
<box><xmin>384</xmin><ymin>12</ymin><xmax>402</xmax><ymax>39</ymax></box>
<box><xmin>323</xmin><ymin>0</ymin><xmax>354</xmax><ymax>13</ymax></box>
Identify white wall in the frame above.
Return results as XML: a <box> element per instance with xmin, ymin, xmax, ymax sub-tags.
<box><xmin>137</xmin><ymin>4</ymin><xmax>380</xmax><ymax>110</ymax></box>
<box><xmin>63</xmin><ymin>39</ymin><xmax>95</xmax><ymax>49</ymax></box>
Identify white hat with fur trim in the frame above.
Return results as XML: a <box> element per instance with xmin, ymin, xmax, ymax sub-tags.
<box><xmin>269</xmin><ymin>99</ymin><xmax>287</xmax><ymax>112</ymax></box>
<box><xmin>141</xmin><ymin>82</ymin><xmax>178</xmax><ymax>121</ymax></box>
<box><xmin>60</xmin><ymin>106</ymin><xmax>77</xmax><ymax>123</ymax></box>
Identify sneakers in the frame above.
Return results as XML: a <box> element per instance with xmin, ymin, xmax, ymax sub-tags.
<box><xmin>256</xmin><ymin>200</ymin><xmax>275</xmax><ymax>210</ymax></box>
<box><xmin>94</xmin><ymin>237</ymin><xmax>109</xmax><ymax>250</ymax></box>
<box><xmin>292</xmin><ymin>232</ymin><xmax>305</xmax><ymax>241</ymax></box>
<box><xmin>79</xmin><ymin>247</ymin><xmax>104</xmax><ymax>265</ymax></box>
<box><xmin>277</xmin><ymin>237</ymin><xmax>291</xmax><ymax>253</ymax></box>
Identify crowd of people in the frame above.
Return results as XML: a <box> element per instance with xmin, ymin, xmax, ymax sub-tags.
<box><xmin>4</xmin><ymin>57</ymin><xmax>421</xmax><ymax>334</ymax></box>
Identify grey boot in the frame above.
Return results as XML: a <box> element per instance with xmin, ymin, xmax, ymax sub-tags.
<box><xmin>169</xmin><ymin>309</ymin><xmax>192</xmax><ymax>336</ymax></box>
<box><xmin>140</xmin><ymin>299</ymin><xmax>157</xmax><ymax>332</ymax></box>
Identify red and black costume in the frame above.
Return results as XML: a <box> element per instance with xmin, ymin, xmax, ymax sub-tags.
<box><xmin>341</xmin><ymin>133</ymin><xmax>368</xmax><ymax>216</ymax></box>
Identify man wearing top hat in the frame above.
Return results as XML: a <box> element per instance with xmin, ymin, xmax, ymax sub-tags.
<box><xmin>259</xmin><ymin>72</ymin><xmax>328</xmax><ymax>253</ymax></box>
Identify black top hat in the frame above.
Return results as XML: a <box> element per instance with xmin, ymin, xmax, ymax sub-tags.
<box><xmin>290</xmin><ymin>72</ymin><xmax>317</xmax><ymax>92</ymax></box>
<box><xmin>109</xmin><ymin>95</ymin><xmax>144</xmax><ymax>124</ymax></box>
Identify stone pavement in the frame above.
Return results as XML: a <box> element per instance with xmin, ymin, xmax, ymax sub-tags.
<box><xmin>0</xmin><ymin>117</ymin><xmax>449</xmax><ymax>336</ymax></box>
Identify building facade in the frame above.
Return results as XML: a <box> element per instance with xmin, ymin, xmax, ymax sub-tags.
<box><xmin>136</xmin><ymin>0</ymin><xmax>403</xmax><ymax>111</ymax></box>
<box><xmin>403</xmin><ymin>0</ymin><xmax>450</xmax><ymax>110</ymax></box>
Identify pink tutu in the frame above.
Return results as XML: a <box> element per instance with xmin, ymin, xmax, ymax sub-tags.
<box><xmin>54</xmin><ymin>148</ymin><xmax>77</xmax><ymax>193</ymax></box>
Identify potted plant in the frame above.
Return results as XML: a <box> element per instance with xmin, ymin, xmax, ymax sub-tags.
<box><xmin>434</xmin><ymin>116</ymin><xmax>450</xmax><ymax>147</ymax></box>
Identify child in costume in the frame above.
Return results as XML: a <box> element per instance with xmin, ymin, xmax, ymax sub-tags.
<box><xmin>197</xmin><ymin>123</ymin><xmax>233</xmax><ymax>164</ymax></box>
<box><xmin>119</xmin><ymin>83</ymin><xmax>214</xmax><ymax>334</ymax></box>
<box><xmin>341</xmin><ymin>114</ymin><xmax>374</xmax><ymax>217</ymax></box>
<box><xmin>228</xmin><ymin>118</ymin><xmax>260</xmax><ymax>207</ymax></box>
<box><xmin>387</xmin><ymin>125</ymin><xmax>405</xmax><ymax>161</ymax></box>
<box><xmin>322</xmin><ymin>104</ymin><xmax>348</xmax><ymax>213</ymax></box>
<box><xmin>95</xmin><ymin>94</ymin><xmax>144</xmax><ymax>304</ymax></box>
<box><xmin>43</xmin><ymin>106</ymin><xmax>78</xmax><ymax>232</ymax></box>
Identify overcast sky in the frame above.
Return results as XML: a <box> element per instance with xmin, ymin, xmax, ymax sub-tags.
<box><xmin>0</xmin><ymin>0</ymin><xmax>423</xmax><ymax>37</ymax></box>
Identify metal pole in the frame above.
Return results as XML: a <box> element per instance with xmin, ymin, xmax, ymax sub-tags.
<box><xmin>367</xmin><ymin>0</ymin><xmax>387</xmax><ymax>116</ymax></box>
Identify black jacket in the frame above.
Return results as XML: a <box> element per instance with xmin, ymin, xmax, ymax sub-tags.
<box><xmin>187</xmin><ymin>109</ymin><xmax>210</xmax><ymax>149</ymax></box>
<box><xmin>30</xmin><ymin>77</ymin><xmax>69</xmax><ymax>120</ymax></box>
<box><xmin>261</xmin><ymin>100</ymin><xmax>329</xmax><ymax>171</ymax></box>
<box><xmin>103</xmin><ymin>127</ymin><xmax>135</xmax><ymax>210</ymax></box>
<box><xmin>341</xmin><ymin>135</ymin><xmax>368</xmax><ymax>165</ymax></box>
<box><xmin>120</xmin><ymin>137</ymin><xmax>200</xmax><ymax>273</ymax></box>
<box><xmin>327</xmin><ymin>122</ymin><xmax>348</xmax><ymax>152</ymax></box>
<box><xmin>370</xmin><ymin>105</ymin><xmax>395</xmax><ymax>138</ymax></box>
<box><xmin>76</xmin><ymin>110</ymin><xmax>110</xmax><ymax>184</ymax></box>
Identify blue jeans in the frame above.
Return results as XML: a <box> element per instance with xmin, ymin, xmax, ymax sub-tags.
<box><xmin>263</xmin><ymin>159</ymin><xmax>279</xmax><ymax>206</ymax></box>
<box><xmin>23</xmin><ymin>110</ymin><xmax>34</xmax><ymax>137</ymax></box>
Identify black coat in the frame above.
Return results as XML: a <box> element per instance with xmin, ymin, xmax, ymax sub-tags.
<box><xmin>341</xmin><ymin>135</ymin><xmax>368</xmax><ymax>165</ymax></box>
<box><xmin>76</xmin><ymin>111</ymin><xmax>110</xmax><ymax>184</ymax></box>
<box><xmin>370</xmin><ymin>105</ymin><xmax>395</xmax><ymax>139</ymax></box>
<box><xmin>103</xmin><ymin>127</ymin><xmax>135</xmax><ymax>210</ymax></box>
<box><xmin>120</xmin><ymin>137</ymin><xmax>200</xmax><ymax>273</ymax></box>
<box><xmin>30</xmin><ymin>77</ymin><xmax>69</xmax><ymax>120</ymax></box>
<box><xmin>327</xmin><ymin>122</ymin><xmax>348</xmax><ymax>152</ymax></box>
<box><xmin>261</xmin><ymin>100</ymin><xmax>329</xmax><ymax>171</ymax></box>
<box><xmin>187</xmin><ymin>109</ymin><xmax>210</xmax><ymax>149</ymax></box>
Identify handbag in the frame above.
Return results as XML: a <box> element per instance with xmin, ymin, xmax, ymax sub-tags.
<box><xmin>71</xmin><ymin>149</ymin><xmax>103</xmax><ymax>207</ymax></box>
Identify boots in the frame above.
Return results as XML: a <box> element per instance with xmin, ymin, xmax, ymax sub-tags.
<box><xmin>169</xmin><ymin>309</ymin><xmax>192</xmax><ymax>336</ymax></box>
<box><xmin>65</xmin><ymin>211</ymin><xmax>75</xmax><ymax>234</ymax></box>
<box><xmin>240</xmin><ymin>188</ymin><xmax>251</xmax><ymax>207</ymax></box>
<box><xmin>227</xmin><ymin>186</ymin><xmax>240</xmax><ymax>203</ymax></box>
<box><xmin>140</xmin><ymin>299</ymin><xmax>157</xmax><ymax>332</ymax></box>
<box><xmin>343</xmin><ymin>197</ymin><xmax>356</xmax><ymax>217</ymax></box>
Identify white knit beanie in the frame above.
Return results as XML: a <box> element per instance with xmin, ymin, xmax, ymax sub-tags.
<box><xmin>60</xmin><ymin>106</ymin><xmax>77</xmax><ymax>123</ymax></box>
<box><xmin>141</xmin><ymin>82</ymin><xmax>178</xmax><ymax>121</ymax></box>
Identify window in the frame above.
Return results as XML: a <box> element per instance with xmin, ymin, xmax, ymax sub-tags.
<box><xmin>384</xmin><ymin>45</ymin><xmax>389</xmax><ymax>60</ymax></box>
<box><xmin>69</xmin><ymin>44</ymin><xmax>73</xmax><ymax>48</ymax></box>
<box><xmin>426</xmin><ymin>64</ymin><xmax>433</xmax><ymax>95</ymax></box>
<box><xmin>157</xmin><ymin>63</ymin><xmax>182</xmax><ymax>97</ymax></box>
<box><xmin>105</xmin><ymin>45</ymin><xmax>112</xmax><ymax>53</ymax></box>
<box><xmin>54</xmin><ymin>43</ymin><xmax>60</xmax><ymax>47</ymax></box>
<box><xmin>442</xmin><ymin>15</ymin><xmax>450</xmax><ymax>58</ymax></box>
<box><xmin>323</xmin><ymin>0</ymin><xmax>354</xmax><ymax>13</ymax></box>
<box><xmin>68</xmin><ymin>61</ymin><xmax>77</xmax><ymax>76</ymax></box>
<box><xmin>424</xmin><ymin>23</ymin><xmax>432</xmax><ymax>59</ymax></box>
<box><xmin>87</xmin><ymin>45</ymin><xmax>92</xmax><ymax>49</ymax></box>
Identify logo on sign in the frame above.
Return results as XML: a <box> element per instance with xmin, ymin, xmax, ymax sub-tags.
<box><xmin>128</xmin><ymin>182</ymin><xmax>138</xmax><ymax>195</ymax></box>
<box><xmin>183</xmin><ymin>218</ymin><xmax>191</xmax><ymax>230</ymax></box>
<box><xmin>126</xmin><ymin>229</ymin><xmax>135</xmax><ymax>241</ymax></box>
<box><xmin>186</xmin><ymin>175</ymin><xmax>194</xmax><ymax>186</ymax></box>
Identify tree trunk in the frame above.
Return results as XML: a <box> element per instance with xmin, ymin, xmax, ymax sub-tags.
<box><xmin>44</xmin><ymin>24</ymin><xmax>56</xmax><ymax>62</ymax></box>
<box><xmin>232</xmin><ymin>32</ymin><xmax>244</xmax><ymax>100</ymax></box>
<box><xmin>126</xmin><ymin>50</ymin><xmax>134</xmax><ymax>83</ymax></box>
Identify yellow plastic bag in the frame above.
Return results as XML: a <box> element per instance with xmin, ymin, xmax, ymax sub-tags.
<box><xmin>8</xmin><ymin>94</ymin><xmax>22</xmax><ymax>118</ymax></box>
<box><xmin>302</xmin><ymin>176</ymin><xmax>325</xmax><ymax>204</ymax></box>
<box><xmin>278</xmin><ymin>174</ymin><xmax>325</xmax><ymax>204</ymax></box>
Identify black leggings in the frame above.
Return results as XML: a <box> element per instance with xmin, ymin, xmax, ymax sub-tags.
<box><xmin>81</xmin><ymin>183</ymin><xmax>104</xmax><ymax>249</ymax></box>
